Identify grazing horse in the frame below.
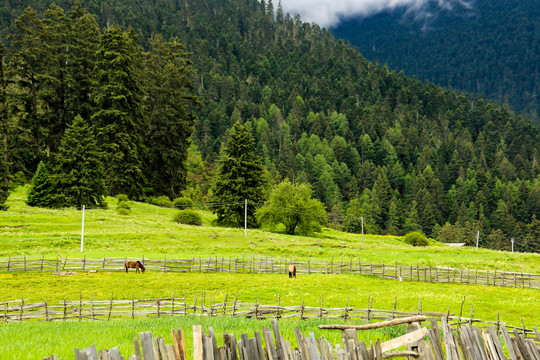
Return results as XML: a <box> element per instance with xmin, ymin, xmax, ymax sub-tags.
<box><xmin>125</xmin><ymin>260</ymin><xmax>145</xmax><ymax>273</ymax></box>
<box><xmin>288</xmin><ymin>264</ymin><xmax>296</xmax><ymax>278</ymax></box>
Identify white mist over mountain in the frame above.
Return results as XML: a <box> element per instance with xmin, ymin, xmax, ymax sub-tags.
<box><xmin>278</xmin><ymin>0</ymin><xmax>473</xmax><ymax>28</ymax></box>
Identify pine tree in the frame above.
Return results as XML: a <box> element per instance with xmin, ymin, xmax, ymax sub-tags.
<box><xmin>143</xmin><ymin>35</ymin><xmax>199</xmax><ymax>198</ymax></box>
<box><xmin>54</xmin><ymin>115</ymin><xmax>106</xmax><ymax>208</ymax></box>
<box><xmin>8</xmin><ymin>8</ymin><xmax>48</xmax><ymax>165</ymax></box>
<box><xmin>91</xmin><ymin>24</ymin><xmax>145</xmax><ymax>199</ymax></box>
<box><xmin>0</xmin><ymin>41</ymin><xmax>9</xmax><ymax>209</ymax></box>
<box><xmin>213</xmin><ymin>121</ymin><xmax>266</xmax><ymax>227</ymax></box>
<box><xmin>27</xmin><ymin>160</ymin><xmax>56</xmax><ymax>208</ymax></box>
<box><xmin>66</xmin><ymin>3</ymin><xmax>100</xmax><ymax>122</ymax></box>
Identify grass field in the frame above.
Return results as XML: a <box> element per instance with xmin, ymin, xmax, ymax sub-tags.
<box><xmin>1</xmin><ymin>186</ymin><xmax>539</xmax><ymax>359</ymax></box>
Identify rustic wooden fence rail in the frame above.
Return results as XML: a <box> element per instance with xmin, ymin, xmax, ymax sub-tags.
<box><xmin>42</xmin><ymin>317</ymin><xmax>540</xmax><ymax>360</ymax></box>
<box><xmin>1</xmin><ymin>255</ymin><xmax>539</xmax><ymax>289</ymax></box>
<box><xmin>2</xmin><ymin>296</ymin><xmax>537</xmax><ymax>338</ymax></box>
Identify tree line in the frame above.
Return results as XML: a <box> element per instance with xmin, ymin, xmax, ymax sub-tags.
<box><xmin>0</xmin><ymin>3</ymin><xmax>198</xmax><ymax>208</ymax></box>
<box><xmin>0</xmin><ymin>0</ymin><xmax>538</xmax><ymax>252</ymax></box>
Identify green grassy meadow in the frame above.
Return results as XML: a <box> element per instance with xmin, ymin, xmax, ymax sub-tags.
<box><xmin>1</xmin><ymin>186</ymin><xmax>539</xmax><ymax>359</ymax></box>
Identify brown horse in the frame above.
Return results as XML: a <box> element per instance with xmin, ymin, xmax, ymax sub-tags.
<box><xmin>288</xmin><ymin>264</ymin><xmax>296</xmax><ymax>278</ymax></box>
<box><xmin>125</xmin><ymin>260</ymin><xmax>145</xmax><ymax>273</ymax></box>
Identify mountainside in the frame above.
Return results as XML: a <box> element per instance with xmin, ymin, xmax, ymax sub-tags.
<box><xmin>0</xmin><ymin>0</ymin><xmax>539</xmax><ymax>251</ymax></box>
<box><xmin>332</xmin><ymin>0</ymin><xmax>540</xmax><ymax>116</ymax></box>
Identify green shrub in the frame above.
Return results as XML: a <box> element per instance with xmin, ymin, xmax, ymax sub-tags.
<box><xmin>116</xmin><ymin>194</ymin><xmax>129</xmax><ymax>203</ymax></box>
<box><xmin>116</xmin><ymin>199</ymin><xmax>131</xmax><ymax>215</ymax></box>
<box><xmin>173</xmin><ymin>197</ymin><xmax>193</xmax><ymax>209</ymax></box>
<box><xmin>173</xmin><ymin>210</ymin><xmax>202</xmax><ymax>226</ymax></box>
<box><xmin>148</xmin><ymin>195</ymin><xmax>173</xmax><ymax>207</ymax></box>
<box><xmin>116</xmin><ymin>207</ymin><xmax>130</xmax><ymax>216</ymax></box>
<box><xmin>404</xmin><ymin>232</ymin><xmax>429</xmax><ymax>247</ymax></box>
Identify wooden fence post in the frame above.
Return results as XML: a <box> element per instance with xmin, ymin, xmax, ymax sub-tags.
<box><xmin>107</xmin><ymin>293</ymin><xmax>113</xmax><ymax>321</ymax></box>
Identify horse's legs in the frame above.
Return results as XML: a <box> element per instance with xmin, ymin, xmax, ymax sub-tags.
<box><xmin>288</xmin><ymin>271</ymin><xmax>292</xmax><ymax>278</ymax></box>
<box><xmin>125</xmin><ymin>265</ymin><xmax>128</xmax><ymax>273</ymax></box>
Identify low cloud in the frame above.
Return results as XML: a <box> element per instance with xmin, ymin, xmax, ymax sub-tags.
<box><xmin>279</xmin><ymin>0</ymin><xmax>473</xmax><ymax>28</ymax></box>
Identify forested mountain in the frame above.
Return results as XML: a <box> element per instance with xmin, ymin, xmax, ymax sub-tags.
<box><xmin>332</xmin><ymin>0</ymin><xmax>540</xmax><ymax>117</ymax></box>
<box><xmin>1</xmin><ymin>0</ymin><xmax>539</xmax><ymax>252</ymax></box>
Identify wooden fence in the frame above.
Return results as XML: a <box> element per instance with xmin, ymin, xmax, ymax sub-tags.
<box><xmin>1</xmin><ymin>255</ymin><xmax>539</xmax><ymax>289</ymax></box>
<box><xmin>42</xmin><ymin>317</ymin><xmax>540</xmax><ymax>360</ymax></box>
<box><xmin>2</xmin><ymin>296</ymin><xmax>538</xmax><ymax>338</ymax></box>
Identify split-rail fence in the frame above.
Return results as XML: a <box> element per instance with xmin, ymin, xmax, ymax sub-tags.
<box><xmin>2</xmin><ymin>295</ymin><xmax>538</xmax><ymax>338</ymax></box>
<box><xmin>1</xmin><ymin>255</ymin><xmax>539</xmax><ymax>289</ymax></box>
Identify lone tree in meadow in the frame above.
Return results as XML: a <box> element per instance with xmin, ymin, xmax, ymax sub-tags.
<box><xmin>213</xmin><ymin>121</ymin><xmax>266</xmax><ymax>227</ymax></box>
<box><xmin>256</xmin><ymin>179</ymin><xmax>327</xmax><ymax>235</ymax></box>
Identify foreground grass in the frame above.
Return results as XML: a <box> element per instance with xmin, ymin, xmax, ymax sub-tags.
<box><xmin>1</xmin><ymin>186</ymin><xmax>539</xmax><ymax>273</ymax></box>
<box><xmin>1</xmin><ymin>272</ymin><xmax>538</xmax><ymax>327</ymax></box>
<box><xmin>0</xmin><ymin>317</ymin><xmax>405</xmax><ymax>360</ymax></box>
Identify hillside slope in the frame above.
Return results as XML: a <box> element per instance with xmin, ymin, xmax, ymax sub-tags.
<box><xmin>332</xmin><ymin>0</ymin><xmax>540</xmax><ymax>116</ymax></box>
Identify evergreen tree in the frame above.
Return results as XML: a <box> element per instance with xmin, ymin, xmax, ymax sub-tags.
<box><xmin>91</xmin><ymin>24</ymin><xmax>145</xmax><ymax>199</ymax></box>
<box><xmin>143</xmin><ymin>35</ymin><xmax>199</xmax><ymax>198</ymax></box>
<box><xmin>213</xmin><ymin>121</ymin><xmax>266</xmax><ymax>227</ymax></box>
<box><xmin>27</xmin><ymin>160</ymin><xmax>56</xmax><ymax>208</ymax></box>
<box><xmin>66</xmin><ymin>3</ymin><xmax>100</xmax><ymax>122</ymax></box>
<box><xmin>0</xmin><ymin>40</ymin><xmax>9</xmax><ymax>206</ymax></box>
<box><xmin>54</xmin><ymin>115</ymin><xmax>106</xmax><ymax>208</ymax></box>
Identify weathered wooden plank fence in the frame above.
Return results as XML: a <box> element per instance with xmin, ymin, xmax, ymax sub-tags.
<box><xmin>1</xmin><ymin>256</ymin><xmax>539</xmax><ymax>289</ymax></box>
<box><xmin>41</xmin><ymin>318</ymin><xmax>540</xmax><ymax>360</ymax></box>
<box><xmin>3</xmin><ymin>295</ymin><xmax>537</xmax><ymax>338</ymax></box>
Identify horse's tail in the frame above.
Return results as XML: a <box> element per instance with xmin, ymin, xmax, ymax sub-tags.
<box><xmin>125</xmin><ymin>262</ymin><xmax>128</xmax><ymax>273</ymax></box>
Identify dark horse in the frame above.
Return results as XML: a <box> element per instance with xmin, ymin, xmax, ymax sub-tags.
<box><xmin>125</xmin><ymin>260</ymin><xmax>145</xmax><ymax>273</ymax></box>
<box><xmin>288</xmin><ymin>264</ymin><xmax>296</xmax><ymax>278</ymax></box>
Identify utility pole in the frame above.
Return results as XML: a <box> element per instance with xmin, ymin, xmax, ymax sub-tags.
<box><xmin>244</xmin><ymin>199</ymin><xmax>247</xmax><ymax>237</ymax></box>
<box><xmin>361</xmin><ymin>216</ymin><xmax>364</xmax><ymax>245</ymax></box>
<box><xmin>511</xmin><ymin>238</ymin><xmax>514</xmax><ymax>253</ymax></box>
<box><xmin>476</xmin><ymin>230</ymin><xmax>480</xmax><ymax>250</ymax></box>
<box><xmin>80</xmin><ymin>205</ymin><xmax>85</xmax><ymax>252</ymax></box>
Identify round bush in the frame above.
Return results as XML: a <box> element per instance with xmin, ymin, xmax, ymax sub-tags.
<box><xmin>173</xmin><ymin>197</ymin><xmax>194</xmax><ymax>209</ymax></box>
<box><xmin>173</xmin><ymin>210</ymin><xmax>202</xmax><ymax>226</ymax></box>
<box><xmin>116</xmin><ymin>194</ymin><xmax>129</xmax><ymax>203</ymax></box>
<box><xmin>404</xmin><ymin>231</ymin><xmax>429</xmax><ymax>247</ymax></box>
<box><xmin>117</xmin><ymin>200</ymin><xmax>130</xmax><ymax>210</ymax></box>
<box><xmin>149</xmin><ymin>195</ymin><xmax>173</xmax><ymax>207</ymax></box>
<box><xmin>116</xmin><ymin>207</ymin><xmax>130</xmax><ymax>215</ymax></box>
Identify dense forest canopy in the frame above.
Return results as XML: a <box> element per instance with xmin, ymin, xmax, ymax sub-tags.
<box><xmin>332</xmin><ymin>0</ymin><xmax>540</xmax><ymax>117</ymax></box>
<box><xmin>0</xmin><ymin>0</ymin><xmax>539</xmax><ymax>252</ymax></box>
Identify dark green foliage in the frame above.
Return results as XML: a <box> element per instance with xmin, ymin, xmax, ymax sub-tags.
<box><xmin>143</xmin><ymin>35</ymin><xmax>199</xmax><ymax>199</ymax></box>
<box><xmin>213</xmin><ymin>121</ymin><xmax>266</xmax><ymax>228</ymax></box>
<box><xmin>403</xmin><ymin>232</ymin><xmax>429</xmax><ymax>247</ymax></box>
<box><xmin>53</xmin><ymin>115</ymin><xmax>106</xmax><ymax>208</ymax></box>
<box><xmin>333</xmin><ymin>0</ymin><xmax>540</xmax><ymax>116</ymax></box>
<box><xmin>27</xmin><ymin>161</ymin><xmax>56</xmax><ymax>208</ymax></box>
<box><xmin>256</xmin><ymin>179</ymin><xmax>327</xmax><ymax>235</ymax></box>
<box><xmin>90</xmin><ymin>24</ymin><xmax>145</xmax><ymax>199</ymax></box>
<box><xmin>173</xmin><ymin>210</ymin><xmax>202</xmax><ymax>226</ymax></box>
<box><xmin>173</xmin><ymin>197</ymin><xmax>193</xmax><ymax>209</ymax></box>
